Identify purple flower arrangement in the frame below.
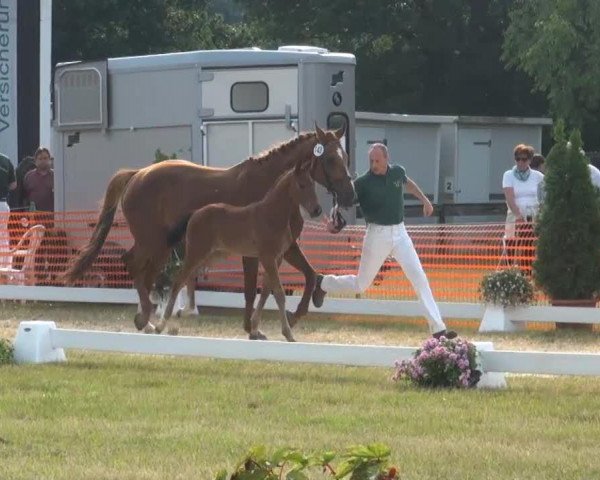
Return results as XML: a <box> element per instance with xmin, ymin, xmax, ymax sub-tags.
<box><xmin>392</xmin><ymin>336</ymin><xmax>482</xmax><ymax>389</ymax></box>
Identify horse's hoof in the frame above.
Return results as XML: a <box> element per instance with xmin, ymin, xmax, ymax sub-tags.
<box><xmin>312</xmin><ymin>276</ymin><xmax>326</xmax><ymax>308</ymax></box>
<box><xmin>179</xmin><ymin>308</ymin><xmax>199</xmax><ymax>318</ymax></box>
<box><xmin>134</xmin><ymin>313</ymin><xmax>148</xmax><ymax>331</ymax></box>
<box><xmin>149</xmin><ymin>290</ymin><xmax>162</xmax><ymax>304</ymax></box>
<box><xmin>249</xmin><ymin>331</ymin><xmax>268</xmax><ymax>341</ymax></box>
<box><xmin>144</xmin><ymin>322</ymin><xmax>157</xmax><ymax>334</ymax></box>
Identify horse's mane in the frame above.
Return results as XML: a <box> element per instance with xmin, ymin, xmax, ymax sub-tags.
<box><xmin>246</xmin><ymin>131</ymin><xmax>315</xmax><ymax>165</ymax></box>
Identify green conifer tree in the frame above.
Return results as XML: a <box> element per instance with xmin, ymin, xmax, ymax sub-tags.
<box><xmin>534</xmin><ymin>121</ymin><xmax>600</xmax><ymax>301</ymax></box>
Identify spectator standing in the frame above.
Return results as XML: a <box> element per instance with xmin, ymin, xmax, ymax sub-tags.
<box><xmin>23</xmin><ymin>147</ymin><xmax>54</xmax><ymax>213</ymax></box>
<box><xmin>502</xmin><ymin>144</ymin><xmax>544</xmax><ymax>273</ymax></box>
<box><xmin>0</xmin><ymin>151</ymin><xmax>16</xmax><ymax>268</ymax></box>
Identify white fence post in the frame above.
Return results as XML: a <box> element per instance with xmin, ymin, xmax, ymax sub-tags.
<box><xmin>13</xmin><ymin>320</ymin><xmax>66</xmax><ymax>364</ymax></box>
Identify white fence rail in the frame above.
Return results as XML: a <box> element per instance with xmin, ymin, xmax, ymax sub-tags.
<box><xmin>3</xmin><ymin>286</ymin><xmax>600</xmax><ymax>333</ymax></box>
<box><xmin>12</xmin><ymin>321</ymin><xmax>600</xmax><ymax>392</ymax></box>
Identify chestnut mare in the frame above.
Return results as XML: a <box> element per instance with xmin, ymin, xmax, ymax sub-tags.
<box><xmin>157</xmin><ymin>157</ymin><xmax>322</xmax><ymax>341</ymax></box>
<box><xmin>63</xmin><ymin>125</ymin><xmax>355</xmax><ymax>332</ymax></box>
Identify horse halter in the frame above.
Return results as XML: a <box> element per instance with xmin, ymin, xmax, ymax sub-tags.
<box><xmin>311</xmin><ymin>140</ymin><xmax>340</xmax><ymax>202</ymax></box>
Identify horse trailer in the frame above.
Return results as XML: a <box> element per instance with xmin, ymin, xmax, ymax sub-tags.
<box><xmin>51</xmin><ymin>45</ymin><xmax>357</xmax><ymax>230</ymax></box>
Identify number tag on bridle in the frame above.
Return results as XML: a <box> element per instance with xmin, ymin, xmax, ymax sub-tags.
<box><xmin>313</xmin><ymin>143</ymin><xmax>324</xmax><ymax>157</ymax></box>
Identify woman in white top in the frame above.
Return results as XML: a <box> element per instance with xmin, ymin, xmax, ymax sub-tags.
<box><xmin>502</xmin><ymin>144</ymin><xmax>544</xmax><ymax>272</ymax></box>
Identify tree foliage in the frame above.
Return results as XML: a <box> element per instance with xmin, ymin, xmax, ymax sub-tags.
<box><xmin>503</xmin><ymin>0</ymin><xmax>600</xmax><ymax>132</ymax></box>
<box><xmin>239</xmin><ymin>0</ymin><xmax>545</xmax><ymax>117</ymax></box>
<box><xmin>51</xmin><ymin>1</ymin><xmax>559</xmax><ymax>143</ymax></box>
<box><xmin>52</xmin><ymin>0</ymin><xmax>257</xmax><ymax>64</ymax></box>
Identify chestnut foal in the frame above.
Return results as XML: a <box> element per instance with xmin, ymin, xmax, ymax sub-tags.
<box><xmin>156</xmin><ymin>157</ymin><xmax>322</xmax><ymax>341</ymax></box>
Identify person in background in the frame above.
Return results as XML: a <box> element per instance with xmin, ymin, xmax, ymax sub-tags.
<box><xmin>23</xmin><ymin>147</ymin><xmax>55</xmax><ymax>283</ymax></box>
<box><xmin>530</xmin><ymin>153</ymin><xmax>545</xmax><ymax>173</ymax></box>
<box><xmin>502</xmin><ymin>144</ymin><xmax>544</xmax><ymax>273</ymax></box>
<box><xmin>531</xmin><ymin>153</ymin><xmax>546</xmax><ymax>203</ymax></box>
<box><xmin>23</xmin><ymin>147</ymin><xmax>54</xmax><ymax>214</ymax></box>
<box><xmin>14</xmin><ymin>155</ymin><xmax>37</xmax><ymax>209</ymax></box>
<box><xmin>587</xmin><ymin>163</ymin><xmax>600</xmax><ymax>190</ymax></box>
<box><xmin>0</xmin><ymin>151</ymin><xmax>16</xmax><ymax>268</ymax></box>
<box><xmin>535</xmin><ymin>151</ymin><xmax>600</xmax><ymax>204</ymax></box>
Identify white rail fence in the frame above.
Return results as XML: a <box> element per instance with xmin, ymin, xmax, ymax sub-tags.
<box><xmin>12</xmin><ymin>321</ymin><xmax>600</xmax><ymax>391</ymax></box>
<box><xmin>2</xmin><ymin>285</ymin><xmax>600</xmax><ymax>332</ymax></box>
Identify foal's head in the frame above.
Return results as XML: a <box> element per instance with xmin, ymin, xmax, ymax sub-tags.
<box><xmin>292</xmin><ymin>158</ymin><xmax>322</xmax><ymax>219</ymax></box>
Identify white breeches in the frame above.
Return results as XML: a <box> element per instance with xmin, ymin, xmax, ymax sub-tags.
<box><xmin>321</xmin><ymin>222</ymin><xmax>446</xmax><ymax>334</ymax></box>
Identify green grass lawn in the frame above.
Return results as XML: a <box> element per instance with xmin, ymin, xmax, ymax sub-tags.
<box><xmin>1</xmin><ymin>353</ymin><xmax>600</xmax><ymax>480</ymax></box>
<box><xmin>1</xmin><ymin>302</ymin><xmax>600</xmax><ymax>479</ymax></box>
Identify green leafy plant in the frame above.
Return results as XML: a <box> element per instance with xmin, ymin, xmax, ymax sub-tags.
<box><xmin>153</xmin><ymin>247</ymin><xmax>184</xmax><ymax>299</ymax></box>
<box><xmin>0</xmin><ymin>338</ymin><xmax>14</xmax><ymax>365</ymax></box>
<box><xmin>214</xmin><ymin>443</ymin><xmax>400</xmax><ymax>480</ymax></box>
<box><xmin>153</xmin><ymin>148</ymin><xmax>178</xmax><ymax>163</ymax></box>
<box><xmin>479</xmin><ymin>268</ymin><xmax>535</xmax><ymax>308</ymax></box>
<box><xmin>393</xmin><ymin>336</ymin><xmax>481</xmax><ymax>389</ymax></box>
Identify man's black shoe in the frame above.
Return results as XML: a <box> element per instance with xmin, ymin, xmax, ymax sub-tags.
<box><xmin>432</xmin><ymin>329</ymin><xmax>458</xmax><ymax>340</ymax></box>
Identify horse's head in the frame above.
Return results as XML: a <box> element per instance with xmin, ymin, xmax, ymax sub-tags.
<box><xmin>293</xmin><ymin>157</ymin><xmax>323</xmax><ymax>219</ymax></box>
<box><xmin>310</xmin><ymin>124</ymin><xmax>357</xmax><ymax>208</ymax></box>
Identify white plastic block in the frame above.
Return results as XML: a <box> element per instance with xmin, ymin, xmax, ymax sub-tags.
<box><xmin>13</xmin><ymin>321</ymin><xmax>67</xmax><ymax>364</ymax></box>
<box><xmin>473</xmin><ymin>341</ymin><xmax>507</xmax><ymax>389</ymax></box>
<box><xmin>479</xmin><ymin>305</ymin><xmax>524</xmax><ymax>333</ymax></box>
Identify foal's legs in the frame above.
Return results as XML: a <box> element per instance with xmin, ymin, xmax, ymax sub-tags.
<box><xmin>260</xmin><ymin>256</ymin><xmax>295</xmax><ymax>342</ymax></box>
<box><xmin>249</xmin><ymin>274</ymin><xmax>271</xmax><ymax>341</ymax></box>
<box><xmin>248</xmin><ymin>258</ymin><xmax>288</xmax><ymax>339</ymax></box>
<box><xmin>283</xmin><ymin>242</ymin><xmax>317</xmax><ymax>327</ymax></box>
<box><xmin>176</xmin><ymin>276</ymin><xmax>199</xmax><ymax>317</ymax></box>
<box><xmin>242</xmin><ymin>256</ymin><xmax>259</xmax><ymax>333</ymax></box>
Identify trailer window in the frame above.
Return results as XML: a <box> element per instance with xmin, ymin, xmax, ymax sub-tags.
<box><xmin>55</xmin><ymin>62</ymin><xmax>107</xmax><ymax>130</ymax></box>
<box><xmin>231</xmin><ymin>82</ymin><xmax>269</xmax><ymax>113</ymax></box>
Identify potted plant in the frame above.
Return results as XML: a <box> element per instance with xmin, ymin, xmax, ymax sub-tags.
<box><xmin>479</xmin><ymin>268</ymin><xmax>535</xmax><ymax>308</ymax></box>
<box><xmin>478</xmin><ymin>267</ymin><xmax>534</xmax><ymax>332</ymax></box>
<box><xmin>392</xmin><ymin>336</ymin><xmax>482</xmax><ymax>389</ymax></box>
<box><xmin>533</xmin><ymin>123</ymin><xmax>600</xmax><ymax>330</ymax></box>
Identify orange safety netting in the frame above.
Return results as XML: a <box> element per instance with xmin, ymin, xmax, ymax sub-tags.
<box><xmin>0</xmin><ymin>210</ymin><xmax>546</xmax><ymax>306</ymax></box>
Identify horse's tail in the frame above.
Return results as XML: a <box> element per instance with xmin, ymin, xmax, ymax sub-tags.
<box><xmin>63</xmin><ymin>169</ymin><xmax>138</xmax><ymax>284</ymax></box>
<box><xmin>167</xmin><ymin>213</ymin><xmax>193</xmax><ymax>248</ymax></box>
